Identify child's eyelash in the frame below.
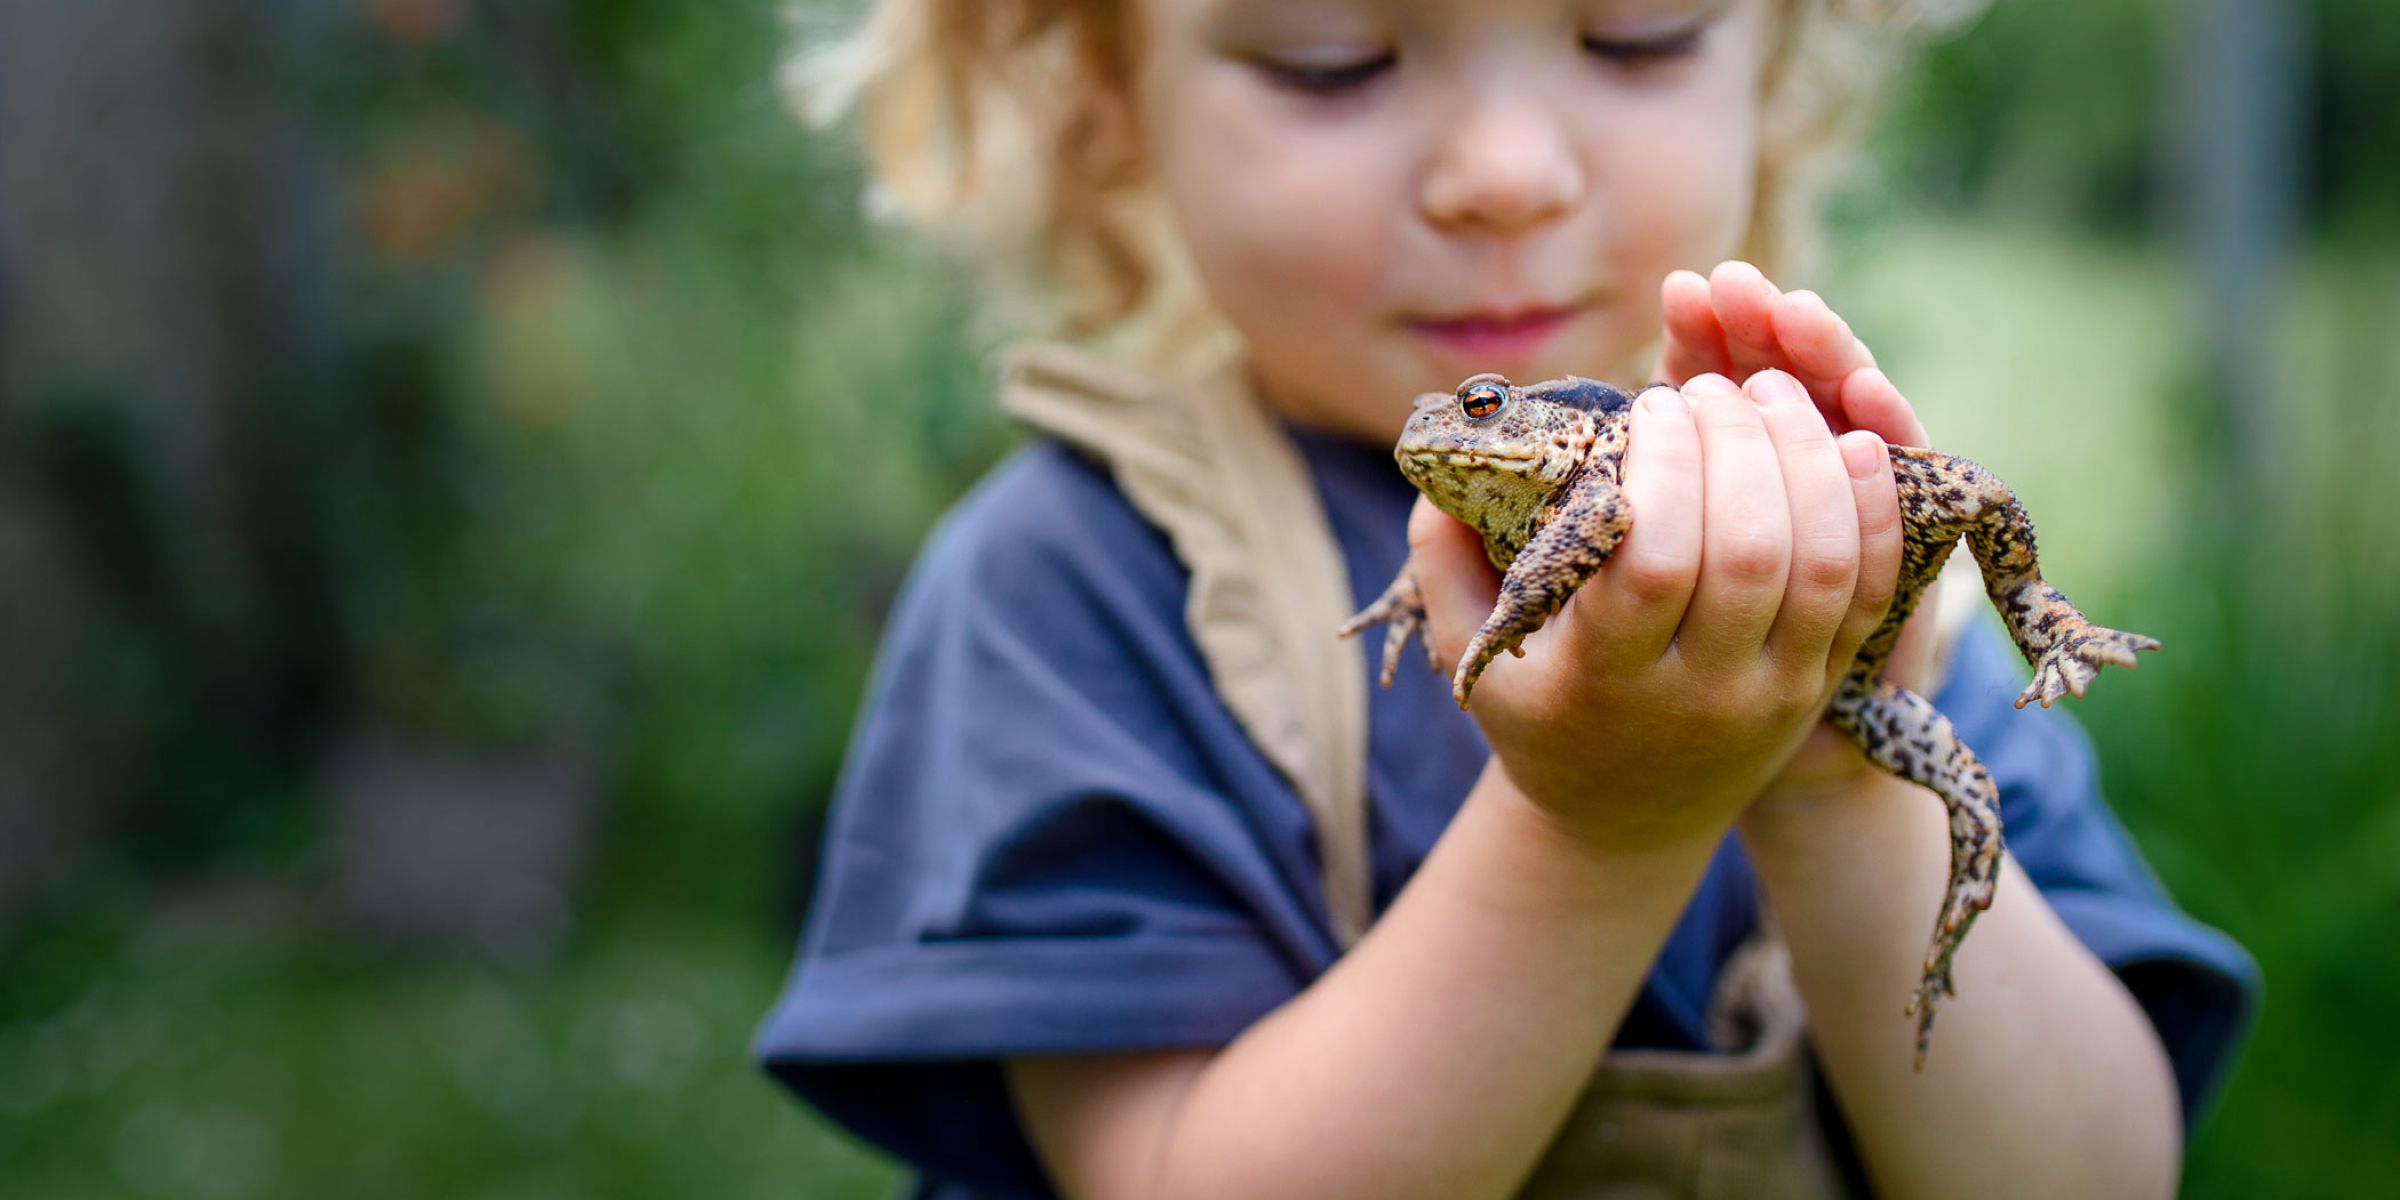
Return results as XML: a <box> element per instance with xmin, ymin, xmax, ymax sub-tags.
<box><xmin>1257</xmin><ymin>54</ymin><xmax>1395</xmax><ymax>94</ymax></box>
<box><xmin>1256</xmin><ymin>23</ymin><xmax>1702</xmax><ymax>95</ymax></box>
<box><xmin>1581</xmin><ymin>25</ymin><xmax>1706</xmax><ymax>64</ymax></box>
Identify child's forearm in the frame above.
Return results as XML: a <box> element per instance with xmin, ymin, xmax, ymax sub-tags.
<box><xmin>1011</xmin><ymin>760</ymin><xmax>1726</xmax><ymax>1200</ymax></box>
<box><xmin>1738</xmin><ymin>774</ymin><xmax>2183</xmax><ymax>1200</ymax></box>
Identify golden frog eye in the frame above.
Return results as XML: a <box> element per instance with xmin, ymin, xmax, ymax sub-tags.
<box><xmin>1459</xmin><ymin>381</ymin><xmax>1507</xmax><ymax>420</ymax></box>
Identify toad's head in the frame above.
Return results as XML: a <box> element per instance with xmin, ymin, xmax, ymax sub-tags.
<box><xmin>1395</xmin><ymin>373</ymin><xmax>1633</xmax><ymax>548</ymax></box>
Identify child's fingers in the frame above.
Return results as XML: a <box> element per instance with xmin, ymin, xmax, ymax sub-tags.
<box><xmin>1828</xmin><ymin>431</ymin><xmax>1902</xmax><ymax>676</ymax></box>
<box><xmin>1657</xmin><ymin>268</ymin><xmax>1728</xmax><ymax>385</ymax></box>
<box><xmin>1707</xmin><ymin>260</ymin><xmax>1782</xmax><ymax>383</ymax></box>
<box><xmin>1586</xmin><ymin>384</ymin><xmax>1703</xmax><ymax>666</ymax></box>
<box><xmin>1836</xmin><ymin>367</ymin><xmax>1930</xmax><ymax>448</ymax></box>
<box><xmin>1405</xmin><ymin>495</ymin><xmax>1502</xmax><ymax>673</ymax></box>
<box><xmin>1677</xmin><ymin>373</ymin><xmax>1792</xmax><ymax>669</ymax></box>
<box><xmin>1768</xmin><ymin>289</ymin><xmax>1876</xmax><ymax>401</ymax></box>
<box><xmin>1750</xmin><ymin>371</ymin><xmax>1859</xmax><ymax>669</ymax></box>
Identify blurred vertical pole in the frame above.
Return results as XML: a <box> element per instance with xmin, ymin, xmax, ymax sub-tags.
<box><xmin>2171</xmin><ymin>0</ymin><xmax>2306</xmax><ymax>525</ymax></box>
<box><xmin>0</xmin><ymin>0</ymin><xmax>337</xmax><ymax>916</ymax></box>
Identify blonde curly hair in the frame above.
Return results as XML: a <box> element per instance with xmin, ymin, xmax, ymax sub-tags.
<box><xmin>789</xmin><ymin>0</ymin><xmax>1988</xmax><ymax>361</ymax></box>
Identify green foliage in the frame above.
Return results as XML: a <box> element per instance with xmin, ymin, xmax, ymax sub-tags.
<box><xmin>1875</xmin><ymin>0</ymin><xmax>2167</xmax><ymax>228</ymax></box>
<box><xmin>1878</xmin><ymin>0</ymin><xmax>2400</xmax><ymax>237</ymax></box>
<box><xmin>293</xmin><ymin>0</ymin><xmax>1010</xmax><ymax>925</ymax></box>
<box><xmin>2310</xmin><ymin>0</ymin><xmax>2400</xmax><ymax>234</ymax></box>
<box><xmin>0</xmin><ymin>894</ymin><xmax>898</xmax><ymax>1200</ymax></box>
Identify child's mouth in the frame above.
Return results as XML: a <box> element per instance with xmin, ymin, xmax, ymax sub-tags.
<box><xmin>1408</xmin><ymin>306</ymin><xmax>1578</xmax><ymax>363</ymax></box>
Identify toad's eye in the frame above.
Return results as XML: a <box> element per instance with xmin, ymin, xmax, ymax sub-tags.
<box><xmin>1459</xmin><ymin>381</ymin><xmax>1508</xmax><ymax>420</ymax></box>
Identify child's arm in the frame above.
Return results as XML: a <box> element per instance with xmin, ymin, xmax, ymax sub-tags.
<box><xmin>1013</xmin><ymin>367</ymin><xmax>1903</xmax><ymax>1200</ymax></box>
<box><xmin>1665</xmin><ymin>262</ymin><xmax>2182</xmax><ymax>1198</ymax></box>
<box><xmin>1012</xmin><ymin>760</ymin><xmax>1727</xmax><ymax>1200</ymax></box>
<box><xmin>1740</xmin><ymin>782</ymin><xmax>2182</xmax><ymax>1198</ymax></box>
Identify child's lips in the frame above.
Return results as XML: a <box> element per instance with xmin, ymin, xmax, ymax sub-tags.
<box><xmin>1408</xmin><ymin>305</ymin><xmax>1579</xmax><ymax>362</ymax></box>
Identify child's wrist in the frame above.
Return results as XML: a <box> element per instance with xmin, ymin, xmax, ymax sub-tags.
<box><xmin>1736</xmin><ymin>768</ymin><xmax>1925</xmax><ymax>866</ymax></box>
<box><xmin>1480</xmin><ymin>755</ymin><xmax>1735</xmax><ymax>864</ymax></box>
<box><xmin>1449</xmin><ymin>763</ymin><xmax>1723</xmax><ymax>936</ymax></box>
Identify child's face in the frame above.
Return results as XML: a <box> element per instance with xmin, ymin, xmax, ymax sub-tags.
<box><xmin>1136</xmin><ymin>0</ymin><xmax>1771</xmax><ymax>442</ymax></box>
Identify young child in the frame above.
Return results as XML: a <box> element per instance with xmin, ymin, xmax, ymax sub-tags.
<box><xmin>755</xmin><ymin>2</ymin><xmax>2258</xmax><ymax>1197</ymax></box>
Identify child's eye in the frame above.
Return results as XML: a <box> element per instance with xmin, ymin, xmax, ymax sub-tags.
<box><xmin>1255</xmin><ymin>53</ymin><xmax>1395</xmax><ymax>94</ymax></box>
<box><xmin>1581</xmin><ymin>23</ymin><xmax>1705</xmax><ymax>65</ymax></box>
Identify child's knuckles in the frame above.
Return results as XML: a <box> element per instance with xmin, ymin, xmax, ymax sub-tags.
<box><xmin>1710</xmin><ymin>529</ymin><xmax>1791</xmax><ymax>585</ymax></box>
<box><xmin>1790</xmin><ymin>537</ymin><xmax>1861</xmax><ymax>592</ymax></box>
<box><xmin>1849</xmin><ymin>562</ymin><xmax>1899</xmax><ymax>617</ymax></box>
<box><xmin>1610</xmin><ymin>546</ymin><xmax>1697</xmax><ymax>607</ymax></box>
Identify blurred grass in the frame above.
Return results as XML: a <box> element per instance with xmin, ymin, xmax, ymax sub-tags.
<box><xmin>3</xmin><ymin>217</ymin><xmax>2394</xmax><ymax>1195</ymax></box>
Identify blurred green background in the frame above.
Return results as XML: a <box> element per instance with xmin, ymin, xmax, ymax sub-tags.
<box><xmin>0</xmin><ymin>0</ymin><xmax>2391</xmax><ymax>1196</ymax></box>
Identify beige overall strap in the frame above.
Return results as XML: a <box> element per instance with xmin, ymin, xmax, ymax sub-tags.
<box><xmin>997</xmin><ymin>342</ymin><xmax>1376</xmax><ymax>946</ymax></box>
<box><xmin>1518</xmin><ymin>936</ymin><xmax>1850</xmax><ymax>1200</ymax></box>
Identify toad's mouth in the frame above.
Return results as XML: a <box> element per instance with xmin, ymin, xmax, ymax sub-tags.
<box><xmin>1404</xmin><ymin>450</ymin><xmax>1541</xmax><ymax>472</ymax></box>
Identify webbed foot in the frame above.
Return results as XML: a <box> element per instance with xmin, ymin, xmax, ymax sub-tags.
<box><xmin>2015</xmin><ymin>619</ymin><xmax>2161</xmax><ymax>709</ymax></box>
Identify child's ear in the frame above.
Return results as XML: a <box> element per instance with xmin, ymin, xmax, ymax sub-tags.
<box><xmin>1082</xmin><ymin>80</ymin><xmax>1147</xmax><ymax>185</ymax></box>
<box><xmin>1068</xmin><ymin>2</ymin><xmax>1150</xmax><ymax>183</ymax></box>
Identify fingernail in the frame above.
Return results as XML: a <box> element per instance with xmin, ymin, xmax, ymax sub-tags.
<box><xmin>1640</xmin><ymin>385</ymin><xmax>1688</xmax><ymax>416</ymax></box>
<box><xmin>1840</xmin><ymin>431</ymin><xmax>1886</xmax><ymax>479</ymax></box>
<box><xmin>1683</xmin><ymin>372</ymin><xmax>1737</xmax><ymax>397</ymax></box>
<box><xmin>1749</xmin><ymin>370</ymin><xmax>1803</xmax><ymax>405</ymax></box>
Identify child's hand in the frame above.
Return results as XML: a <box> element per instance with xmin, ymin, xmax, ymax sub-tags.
<box><xmin>1657</xmin><ymin>261</ymin><xmax>1929</xmax><ymax>448</ymax></box>
<box><xmin>1406</xmin><ymin>369</ymin><xmax>1904</xmax><ymax>852</ymax></box>
<box><xmin>1659</xmin><ymin>262</ymin><xmax>1950</xmax><ymax>812</ymax></box>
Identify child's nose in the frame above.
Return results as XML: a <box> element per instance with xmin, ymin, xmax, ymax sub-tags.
<box><xmin>1418</xmin><ymin>94</ymin><xmax>1584</xmax><ymax>234</ymax></box>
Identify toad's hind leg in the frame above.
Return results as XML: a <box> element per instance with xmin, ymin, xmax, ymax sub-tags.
<box><xmin>1825</xmin><ymin>674</ymin><xmax>2004</xmax><ymax>1072</ymax></box>
<box><xmin>1889</xmin><ymin>447</ymin><xmax>2160</xmax><ymax>708</ymax></box>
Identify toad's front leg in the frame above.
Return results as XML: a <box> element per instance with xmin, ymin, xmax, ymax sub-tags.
<box><xmin>1824</xmin><ymin>673</ymin><xmax>2005</xmax><ymax>1071</ymax></box>
<box><xmin>1451</xmin><ymin>469</ymin><xmax>1633</xmax><ymax>708</ymax></box>
<box><xmin>1338</xmin><ymin>562</ymin><xmax>1440</xmax><ymax>688</ymax></box>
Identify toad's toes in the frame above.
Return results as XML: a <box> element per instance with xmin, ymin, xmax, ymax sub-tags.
<box><xmin>2016</xmin><ymin>621</ymin><xmax>2161</xmax><ymax>709</ymax></box>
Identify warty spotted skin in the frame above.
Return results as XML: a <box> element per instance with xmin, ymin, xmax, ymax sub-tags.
<box><xmin>1339</xmin><ymin>371</ymin><xmax>2162</xmax><ymax>1069</ymax></box>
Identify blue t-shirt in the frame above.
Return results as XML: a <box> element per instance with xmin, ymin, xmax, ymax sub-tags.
<box><xmin>754</xmin><ymin>430</ymin><xmax>2257</xmax><ymax>1200</ymax></box>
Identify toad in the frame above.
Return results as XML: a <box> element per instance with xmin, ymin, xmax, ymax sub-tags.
<box><xmin>1340</xmin><ymin>372</ymin><xmax>2160</xmax><ymax>1068</ymax></box>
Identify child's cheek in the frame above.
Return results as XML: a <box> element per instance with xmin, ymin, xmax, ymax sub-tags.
<box><xmin>1161</xmin><ymin>91</ymin><xmax>1392</xmax><ymax>302</ymax></box>
<box><xmin>1153</xmin><ymin>78</ymin><xmax>1405</xmax><ymax>401</ymax></box>
<box><xmin>1609</xmin><ymin>37</ymin><xmax>1768</xmax><ymax>275</ymax></box>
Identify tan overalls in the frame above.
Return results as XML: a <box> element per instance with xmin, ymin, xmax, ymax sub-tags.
<box><xmin>1002</xmin><ymin>341</ymin><xmax>1971</xmax><ymax>1198</ymax></box>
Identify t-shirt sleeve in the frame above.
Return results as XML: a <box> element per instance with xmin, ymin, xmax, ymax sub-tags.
<box><xmin>1935</xmin><ymin>619</ymin><xmax>2260</xmax><ymax>1124</ymax></box>
<box><xmin>751</xmin><ymin>444</ymin><xmax>1333</xmax><ymax>1198</ymax></box>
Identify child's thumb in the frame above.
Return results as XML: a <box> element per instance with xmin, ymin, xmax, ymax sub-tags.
<box><xmin>1406</xmin><ymin>496</ymin><xmax>1500</xmax><ymax>670</ymax></box>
